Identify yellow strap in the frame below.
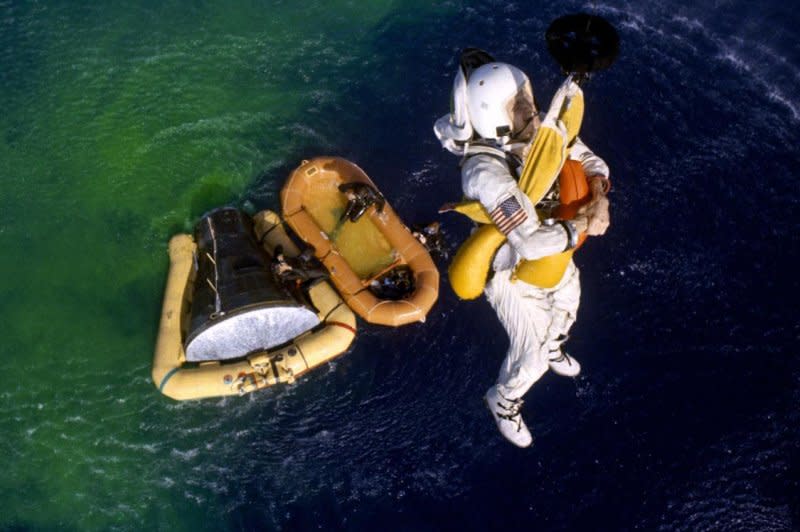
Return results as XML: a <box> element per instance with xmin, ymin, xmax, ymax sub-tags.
<box><xmin>518</xmin><ymin>87</ymin><xmax>584</xmax><ymax>200</ymax></box>
<box><xmin>512</xmin><ymin>88</ymin><xmax>584</xmax><ymax>286</ymax></box>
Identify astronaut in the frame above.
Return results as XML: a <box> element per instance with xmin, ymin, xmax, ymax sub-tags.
<box><xmin>434</xmin><ymin>50</ymin><xmax>611</xmax><ymax>447</ymax></box>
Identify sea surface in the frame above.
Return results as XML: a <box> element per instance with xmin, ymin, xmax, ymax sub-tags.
<box><xmin>1</xmin><ymin>1</ymin><xmax>798</xmax><ymax>530</ymax></box>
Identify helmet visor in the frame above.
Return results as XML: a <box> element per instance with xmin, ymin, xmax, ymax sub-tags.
<box><xmin>506</xmin><ymin>79</ymin><xmax>536</xmax><ymax>141</ymax></box>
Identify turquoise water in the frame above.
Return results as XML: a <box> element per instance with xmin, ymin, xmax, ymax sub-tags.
<box><xmin>0</xmin><ymin>2</ymin><xmax>449</xmax><ymax>529</ymax></box>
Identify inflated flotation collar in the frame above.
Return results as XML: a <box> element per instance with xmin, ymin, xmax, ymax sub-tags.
<box><xmin>447</xmin><ymin>77</ymin><xmax>585</xmax><ymax>299</ymax></box>
<box><xmin>152</xmin><ymin>211</ymin><xmax>358</xmax><ymax>401</ymax></box>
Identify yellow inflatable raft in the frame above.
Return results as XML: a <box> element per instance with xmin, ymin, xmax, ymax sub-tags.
<box><xmin>152</xmin><ymin>210</ymin><xmax>356</xmax><ymax>401</ymax></box>
<box><xmin>281</xmin><ymin>157</ymin><xmax>439</xmax><ymax>326</ymax></box>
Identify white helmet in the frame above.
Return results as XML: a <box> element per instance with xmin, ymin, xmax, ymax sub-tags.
<box><xmin>466</xmin><ymin>62</ymin><xmax>535</xmax><ymax>141</ymax></box>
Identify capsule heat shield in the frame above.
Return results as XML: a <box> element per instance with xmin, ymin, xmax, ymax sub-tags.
<box><xmin>184</xmin><ymin>208</ymin><xmax>319</xmax><ymax>362</ymax></box>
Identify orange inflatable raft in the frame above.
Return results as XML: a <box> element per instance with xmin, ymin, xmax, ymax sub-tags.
<box><xmin>281</xmin><ymin>157</ymin><xmax>439</xmax><ymax>326</ymax></box>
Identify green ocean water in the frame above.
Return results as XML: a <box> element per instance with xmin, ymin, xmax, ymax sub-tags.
<box><xmin>0</xmin><ymin>2</ymin><xmax>451</xmax><ymax>529</ymax></box>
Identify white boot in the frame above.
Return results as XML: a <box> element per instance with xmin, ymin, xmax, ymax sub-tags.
<box><xmin>484</xmin><ymin>386</ymin><xmax>533</xmax><ymax>448</ymax></box>
<box><xmin>548</xmin><ymin>348</ymin><xmax>581</xmax><ymax>377</ymax></box>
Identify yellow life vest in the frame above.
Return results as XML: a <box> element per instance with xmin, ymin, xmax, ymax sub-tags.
<box><xmin>448</xmin><ymin>80</ymin><xmax>585</xmax><ymax>299</ymax></box>
<box><xmin>512</xmin><ymin>159</ymin><xmax>589</xmax><ymax>288</ymax></box>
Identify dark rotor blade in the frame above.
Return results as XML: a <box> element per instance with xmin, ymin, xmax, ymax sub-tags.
<box><xmin>546</xmin><ymin>14</ymin><xmax>619</xmax><ymax>75</ymax></box>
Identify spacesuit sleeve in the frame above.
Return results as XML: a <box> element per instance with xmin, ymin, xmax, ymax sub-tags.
<box><xmin>462</xmin><ymin>154</ymin><xmax>571</xmax><ymax>260</ymax></box>
<box><xmin>569</xmin><ymin>137</ymin><xmax>610</xmax><ymax>179</ymax></box>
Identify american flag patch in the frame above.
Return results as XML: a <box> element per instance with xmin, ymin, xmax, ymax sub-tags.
<box><xmin>490</xmin><ymin>195</ymin><xmax>528</xmax><ymax>235</ymax></box>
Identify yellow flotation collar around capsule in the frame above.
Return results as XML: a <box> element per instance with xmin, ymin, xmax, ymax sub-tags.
<box><xmin>152</xmin><ymin>211</ymin><xmax>357</xmax><ymax>400</ymax></box>
<box><xmin>448</xmin><ymin>78</ymin><xmax>585</xmax><ymax>299</ymax></box>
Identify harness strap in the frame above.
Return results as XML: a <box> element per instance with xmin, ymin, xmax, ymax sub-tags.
<box><xmin>460</xmin><ymin>143</ymin><xmax>524</xmax><ymax>177</ymax></box>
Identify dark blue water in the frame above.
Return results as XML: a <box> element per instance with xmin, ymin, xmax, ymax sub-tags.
<box><xmin>243</xmin><ymin>1</ymin><xmax>800</xmax><ymax>530</ymax></box>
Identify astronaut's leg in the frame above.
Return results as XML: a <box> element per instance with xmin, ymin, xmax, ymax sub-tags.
<box><xmin>545</xmin><ymin>261</ymin><xmax>583</xmax><ymax>376</ymax></box>
<box><xmin>488</xmin><ymin>272</ymin><xmax>553</xmax><ymax>398</ymax></box>
<box><xmin>482</xmin><ymin>269</ymin><xmax>553</xmax><ymax>447</ymax></box>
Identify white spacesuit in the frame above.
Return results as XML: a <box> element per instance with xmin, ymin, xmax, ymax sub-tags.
<box><xmin>435</xmin><ymin>55</ymin><xmax>611</xmax><ymax>447</ymax></box>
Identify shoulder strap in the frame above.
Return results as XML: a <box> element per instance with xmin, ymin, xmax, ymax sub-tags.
<box><xmin>461</xmin><ymin>143</ymin><xmax>524</xmax><ymax>179</ymax></box>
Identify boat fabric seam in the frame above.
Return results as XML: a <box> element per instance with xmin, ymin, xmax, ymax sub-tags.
<box><xmin>258</xmin><ymin>222</ymin><xmax>280</xmax><ymax>243</ymax></box>
<box><xmin>158</xmin><ymin>367</ymin><xmax>181</xmax><ymax>392</ymax></box>
<box><xmin>322</xmin><ymin>301</ymin><xmax>347</xmax><ymax>321</ymax></box>
<box><xmin>295</xmin><ymin>342</ymin><xmax>311</xmax><ymax>371</ymax></box>
<box><xmin>326</xmin><ymin>320</ymin><xmax>357</xmax><ymax>335</ymax></box>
